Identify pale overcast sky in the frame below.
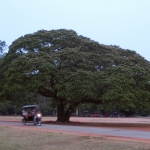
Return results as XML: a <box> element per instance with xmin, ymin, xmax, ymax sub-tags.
<box><xmin>1</xmin><ymin>0</ymin><xmax>150</xmax><ymax>60</ymax></box>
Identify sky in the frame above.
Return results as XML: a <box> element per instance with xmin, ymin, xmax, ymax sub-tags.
<box><xmin>1</xmin><ymin>0</ymin><xmax>150</xmax><ymax>61</ymax></box>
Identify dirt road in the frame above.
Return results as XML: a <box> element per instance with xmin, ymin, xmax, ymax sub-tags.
<box><xmin>0</xmin><ymin>116</ymin><xmax>150</xmax><ymax>143</ymax></box>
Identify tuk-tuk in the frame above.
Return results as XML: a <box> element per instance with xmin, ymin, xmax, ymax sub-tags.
<box><xmin>22</xmin><ymin>105</ymin><xmax>42</xmax><ymax>126</ymax></box>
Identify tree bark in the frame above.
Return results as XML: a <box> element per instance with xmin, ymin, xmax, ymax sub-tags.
<box><xmin>56</xmin><ymin>102</ymin><xmax>73</xmax><ymax>122</ymax></box>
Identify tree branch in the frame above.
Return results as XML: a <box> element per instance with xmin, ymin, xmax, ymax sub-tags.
<box><xmin>81</xmin><ymin>97</ymin><xmax>103</xmax><ymax>104</ymax></box>
<box><xmin>38</xmin><ymin>86</ymin><xmax>56</xmax><ymax>97</ymax></box>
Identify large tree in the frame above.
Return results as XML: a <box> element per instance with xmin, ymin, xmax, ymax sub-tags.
<box><xmin>0</xmin><ymin>29</ymin><xmax>150</xmax><ymax>122</ymax></box>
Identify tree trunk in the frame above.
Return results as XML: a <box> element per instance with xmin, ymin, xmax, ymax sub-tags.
<box><xmin>56</xmin><ymin>102</ymin><xmax>72</xmax><ymax>122</ymax></box>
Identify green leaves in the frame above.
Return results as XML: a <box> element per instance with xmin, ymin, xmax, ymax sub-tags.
<box><xmin>56</xmin><ymin>70</ymin><xmax>97</xmax><ymax>100</ymax></box>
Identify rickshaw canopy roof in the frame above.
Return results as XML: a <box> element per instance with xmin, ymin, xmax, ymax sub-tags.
<box><xmin>22</xmin><ymin>105</ymin><xmax>38</xmax><ymax>109</ymax></box>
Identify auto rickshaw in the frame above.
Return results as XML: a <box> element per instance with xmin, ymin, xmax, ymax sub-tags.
<box><xmin>21</xmin><ymin>105</ymin><xmax>42</xmax><ymax>126</ymax></box>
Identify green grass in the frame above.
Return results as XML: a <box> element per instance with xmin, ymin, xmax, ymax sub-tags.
<box><xmin>0</xmin><ymin>126</ymin><xmax>149</xmax><ymax>150</ymax></box>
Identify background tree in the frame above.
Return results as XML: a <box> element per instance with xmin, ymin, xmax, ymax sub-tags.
<box><xmin>0</xmin><ymin>40</ymin><xmax>7</xmax><ymax>110</ymax></box>
<box><xmin>0</xmin><ymin>29</ymin><xmax>150</xmax><ymax>122</ymax></box>
<box><xmin>0</xmin><ymin>40</ymin><xmax>6</xmax><ymax>54</ymax></box>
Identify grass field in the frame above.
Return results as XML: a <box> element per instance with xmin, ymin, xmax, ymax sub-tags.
<box><xmin>0</xmin><ymin>126</ymin><xmax>150</xmax><ymax>150</ymax></box>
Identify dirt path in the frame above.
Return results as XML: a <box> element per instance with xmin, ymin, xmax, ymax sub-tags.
<box><xmin>0</xmin><ymin>116</ymin><xmax>150</xmax><ymax>143</ymax></box>
<box><xmin>1</xmin><ymin>116</ymin><xmax>150</xmax><ymax>131</ymax></box>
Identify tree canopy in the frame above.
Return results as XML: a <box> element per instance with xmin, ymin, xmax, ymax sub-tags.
<box><xmin>0</xmin><ymin>29</ymin><xmax>150</xmax><ymax>122</ymax></box>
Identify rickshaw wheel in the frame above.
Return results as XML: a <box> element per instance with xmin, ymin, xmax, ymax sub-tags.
<box><xmin>38</xmin><ymin>121</ymin><xmax>42</xmax><ymax>126</ymax></box>
<box><xmin>22</xmin><ymin>118</ymin><xmax>26</xmax><ymax>125</ymax></box>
